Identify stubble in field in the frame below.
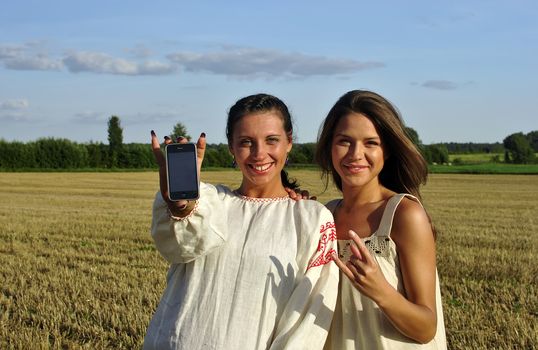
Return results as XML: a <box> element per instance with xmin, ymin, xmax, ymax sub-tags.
<box><xmin>0</xmin><ymin>171</ymin><xmax>536</xmax><ymax>349</ymax></box>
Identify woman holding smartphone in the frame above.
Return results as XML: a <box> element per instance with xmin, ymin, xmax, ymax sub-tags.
<box><xmin>144</xmin><ymin>93</ymin><xmax>339</xmax><ymax>349</ymax></box>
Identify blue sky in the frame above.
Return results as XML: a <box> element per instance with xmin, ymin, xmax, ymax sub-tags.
<box><xmin>1</xmin><ymin>0</ymin><xmax>536</xmax><ymax>145</ymax></box>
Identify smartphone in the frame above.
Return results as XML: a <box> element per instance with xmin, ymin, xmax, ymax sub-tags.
<box><xmin>165</xmin><ymin>143</ymin><xmax>199</xmax><ymax>201</ymax></box>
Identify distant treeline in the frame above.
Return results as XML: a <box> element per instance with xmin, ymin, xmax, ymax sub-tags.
<box><xmin>1</xmin><ymin>119</ymin><xmax>536</xmax><ymax>169</ymax></box>
<box><xmin>436</xmin><ymin>142</ymin><xmax>504</xmax><ymax>154</ymax></box>
<box><xmin>0</xmin><ymin>139</ymin><xmax>317</xmax><ymax>170</ymax></box>
<box><xmin>406</xmin><ymin>128</ymin><xmax>537</xmax><ymax>165</ymax></box>
<box><xmin>0</xmin><ymin>137</ymin><xmax>529</xmax><ymax>170</ymax></box>
<box><xmin>0</xmin><ymin>139</ymin><xmax>155</xmax><ymax>169</ymax></box>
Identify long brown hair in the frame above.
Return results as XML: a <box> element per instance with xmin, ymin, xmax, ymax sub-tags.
<box><xmin>316</xmin><ymin>90</ymin><xmax>436</xmax><ymax>236</ymax></box>
<box><xmin>316</xmin><ymin>90</ymin><xmax>428</xmax><ymax>199</ymax></box>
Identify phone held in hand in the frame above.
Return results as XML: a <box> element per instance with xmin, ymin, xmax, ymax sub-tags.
<box><xmin>165</xmin><ymin>143</ymin><xmax>200</xmax><ymax>201</ymax></box>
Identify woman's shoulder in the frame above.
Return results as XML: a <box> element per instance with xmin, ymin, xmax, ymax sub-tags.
<box><xmin>324</xmin><ymin>198</ymin><xmax>342</xmax><ymax>214</ymax></box>
<box><xmin>292</xmin><ymin>198</ymin><xmax>334</xmax><ymax>224</ymax></box>
<box><xmin>393</xmin><ymin>195</ymin><xmax>427</xmax><ymax>223</ymax></box>
<box><xmin>296</xmin><ymin>197</ymin><xmax>332</xmax><ymax>212</ymax></box>
<box><xmin>391</xmin><ymin>194</ymin><xmax>433</xmax><ymax>242</ymax></box>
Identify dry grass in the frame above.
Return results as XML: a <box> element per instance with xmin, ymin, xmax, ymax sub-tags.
<box><xmin>0</xmin><ymin>171</ymin><xmax>536</xmax><ymax>349</ymax></box>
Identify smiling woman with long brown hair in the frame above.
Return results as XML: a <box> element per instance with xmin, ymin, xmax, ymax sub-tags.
<box><xmin>317</xmin><ymin>90</ymin><xmax>447</xmax><ymax>349</ymax></box>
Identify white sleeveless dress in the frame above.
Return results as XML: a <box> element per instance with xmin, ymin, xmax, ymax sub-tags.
<box><xmin>324</xmin><ymin>194</ymin><xmax>447</xmax><ymax>350</ymax></box>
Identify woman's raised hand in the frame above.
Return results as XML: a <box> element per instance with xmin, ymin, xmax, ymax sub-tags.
<box><xmin>150</xmin><ymin>130</ymin><xmax>206</xmax><ymax>212</ymax></box>
<box><xmin>332</xmin><ymin>230</ymin><xmax>392</xmax><ymax>304</ymax></box>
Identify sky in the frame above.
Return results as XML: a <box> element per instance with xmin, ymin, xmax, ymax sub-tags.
<box><xmin>1</xmin><ymin>0</ymin><xmax>537</xmax><ymax>145</ymax></box>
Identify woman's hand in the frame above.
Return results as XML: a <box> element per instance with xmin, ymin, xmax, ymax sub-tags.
<box><xmin>151</xmin><ymin>130</ymin><xmax>206</xmax><ymax>215</ymax></box>
<box><xmin>285</xmin><ymin>188</ymin><xmax>317</xmax><ymax>201</ymax></box>
<box><xmin>332</xmin><ymin>230</ymin><xmax>392</xmax><ymax>304</ymax></box>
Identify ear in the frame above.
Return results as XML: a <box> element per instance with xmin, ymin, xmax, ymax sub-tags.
<box><xmin>286</xmin><ymin>133</ymin><xmax>293</xmax><ymax>153</ymax></box>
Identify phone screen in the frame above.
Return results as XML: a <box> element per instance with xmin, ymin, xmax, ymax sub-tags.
<box><xmin>166</xmin><ymin>143</ymin><xmax>199</xmax><ymax>200</ymax></box>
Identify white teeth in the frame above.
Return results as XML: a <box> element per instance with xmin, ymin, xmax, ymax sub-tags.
<box><xmin>253</xmin><ymin>164</ymin><xmax>271</xmax><ymax>171</ymax></box>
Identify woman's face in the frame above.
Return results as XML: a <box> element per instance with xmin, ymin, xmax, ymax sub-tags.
<box><xmin>331</xmin><ymin>113</ymin><xmax>386</xmax><ymax>190</ymax></box>
<box><xmin>229</xmin><ymin>111</ymin><xmax>292</xmax><ymax>191</ymax></box>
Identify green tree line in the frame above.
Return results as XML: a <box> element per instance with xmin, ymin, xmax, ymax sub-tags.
<box><xmin>406</xmin><ymin>128</ymin><xmax>537</xmax><ymax>165</ymax></box>
<box><xmin>0</xmin><ymin>139</ymin><xmax>326</xmax><ymax>170</ymax></box>
<box><xmin>1</xmin><ymin>117</ymin><xmax>536</xmax><ymax>170</ymax></box>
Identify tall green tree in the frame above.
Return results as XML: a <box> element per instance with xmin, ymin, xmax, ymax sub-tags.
<box><xmin>423</xmin><ymin>144</ymin><xmax>449</xmax><ymax>164</ymax></box>
<box><xmin>405</xmin><ymin>127</ymin><xmax>422</xmax><ymax>146</ymax></box>
<box><xmin>171</xmin><ymin>122</ymin><xmax>191</xmax><ymax>141</ymax></box>
<box><xmin>107</xmin><ymin>115</ymin><xmax>123</xmax><ymax>167</ymax></box>
<box><xmin>503</xmin><ymin>132</ymin><xmax>535</xmax><ymax>164</ymax></box>
<box><xmin>526</xmin><ymin>130</ymin><xmax>538</xmax><ymax>152</ymax></box>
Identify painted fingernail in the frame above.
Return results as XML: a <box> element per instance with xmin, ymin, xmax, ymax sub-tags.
<box><xmin>151</xmin><ymin>130</ymin><xmax>156</xmax><ymax>136</ymax></box>
<box><xmin>177</xmin><ymin>136</ymin><xmax>184</xmax><ymax>141</ymax></box>
<box><xmin>201</xmin><ymin>132</ymin><xmax>206</xmax><ymax>138</ymax></box>
<box><xmin>164</xmin><ymin>136</ymin><xmax>170</xmax><ymax>140</ymax></box>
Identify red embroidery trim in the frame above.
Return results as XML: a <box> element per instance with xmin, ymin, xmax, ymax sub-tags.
<box><xmin>307</xmin><ymin>221</ymin><xmax>337</xmax><ymax>270</ymax></box>
<box><xmin>233</xmin><ymin>190</ymin><xmax>290</xmax><ymax>203</ymax></box>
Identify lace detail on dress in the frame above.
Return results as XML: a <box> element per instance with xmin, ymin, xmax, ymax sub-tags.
<box><xmin>338</xmin><ymin>236</ymin><xmax>392</xmax><ymax>260</ymax></box>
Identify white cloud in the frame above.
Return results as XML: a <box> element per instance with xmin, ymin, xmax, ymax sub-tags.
<box><xmin>0</xmin><ymin>98</ymin><xmax>31</xmax><ymax>123</ymax></box>
<box><xmin>138</xmin><ymin>60</ymin><xmax>177</xmax><ymax>75</ymax></box>
<box><xmin>421</xmin><ymin>80</ymin><xmax>458</xmax><ymax>90</ymax></box>
<box><xmin>2</xmin><ymin>42</ymin><xmax>382</xmax><ymax>79</ymax></box>
<box><xmin>0</xmin><ymin>42</ymin><xmax>63</xmax><ymax>71</ymax></box>
<box><xmin>0</xmin><ymin>44</ymin><xmax>24</xmax><ymax>59</ymax></box>
<box><xmin>167</xmin><ymin>47</ymin><xmax>384</xmax><ymax>77</ymax></box>
<box><xmin>4</xmin><ymin>54</ymin><xmax>63</xmax><ymax>71</ymax></box>
<box><xmin>0</xmin><ymin>98</ymin><xmax>29</xmax><ymax>110</ymax></box>
<box><xmin>63</xmin><ymin>51</ymin><xmax>176</xmax><ymax>75</ymax></box>
<box><xmin>63</xmin><ymin>51</ymin><xmax>138</xmax><ymax>74</ymax></box>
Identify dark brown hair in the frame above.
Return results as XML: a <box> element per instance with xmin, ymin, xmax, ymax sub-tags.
<box><xmin>315</xmin><ymin>90</ymin><xmax>428</xmax><ymax>199</ymax></box>
<box><xmin>226</xmin><ymin>93</ymin><xmax>298</xmax><ymax>190</ymax></box>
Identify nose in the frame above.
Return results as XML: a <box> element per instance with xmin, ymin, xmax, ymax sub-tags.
<box><xmin>349</xmin><ymin>143</ymin><xmax>364</xmax><ymax>160</ymax></box>
<box><xmin>251</xmin><ymin>143</ymin><xmax>267</xmax><ymax>160</ymax></box>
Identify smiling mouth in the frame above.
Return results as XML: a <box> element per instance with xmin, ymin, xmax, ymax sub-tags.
<box><xmin>344</xmin><ymin>164</ymin><xmax>368</xmax><ymax>173</ymax></box>
<box><xmin>249</xmin><ymin>163</ymin><xmax>274</xmax><ymax>173</ymax></box>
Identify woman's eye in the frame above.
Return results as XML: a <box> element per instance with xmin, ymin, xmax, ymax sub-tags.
<box><xmin>267</xmin><ymin>137</ymin><xmax>279</xmax><ymax>144</ymax></box>
<box><xmin>336</xmin><ymin>139</ymin><xmax>351</xmax><ymax>145</ymax></box>
<box><xmin>366</xmin><ymin>140</ymin><xmax>380</xmax><ymax>146</ymax></box>
<box><xmin>240</xmin><ymin>139</ymin><xmax>252</xmax><ymax>146</ymax></box>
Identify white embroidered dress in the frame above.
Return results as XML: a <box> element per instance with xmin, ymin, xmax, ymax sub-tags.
<box><xmin>324</xmin><ymin>194</ymin><xmax>447</xmax><ymax>350</ymax></box>
<box><xmin>144</xmin><ymin>182</ymin><xmax>339</xmax><ymax>350</ymax></box>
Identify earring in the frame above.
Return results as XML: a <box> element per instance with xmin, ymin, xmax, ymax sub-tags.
<box><xmin>232</xmin><ymin>157</ymin><xmax>237</xmax><ymax>168</ymax></box>
<box><xmin>285</xmin><ymin>156</ymin><xmax>289</xmax><ymax>166</ymax></box>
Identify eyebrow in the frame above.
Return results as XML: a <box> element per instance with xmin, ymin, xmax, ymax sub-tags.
<box><xmin>334</xmin><ymin>133</ymin><xmax>380</xmax><ymax>140</ymax></box>
<box><xmin>236</xmin><ymin>133</ymin><xmax>283</xmax><ymax>138</ymax></box>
